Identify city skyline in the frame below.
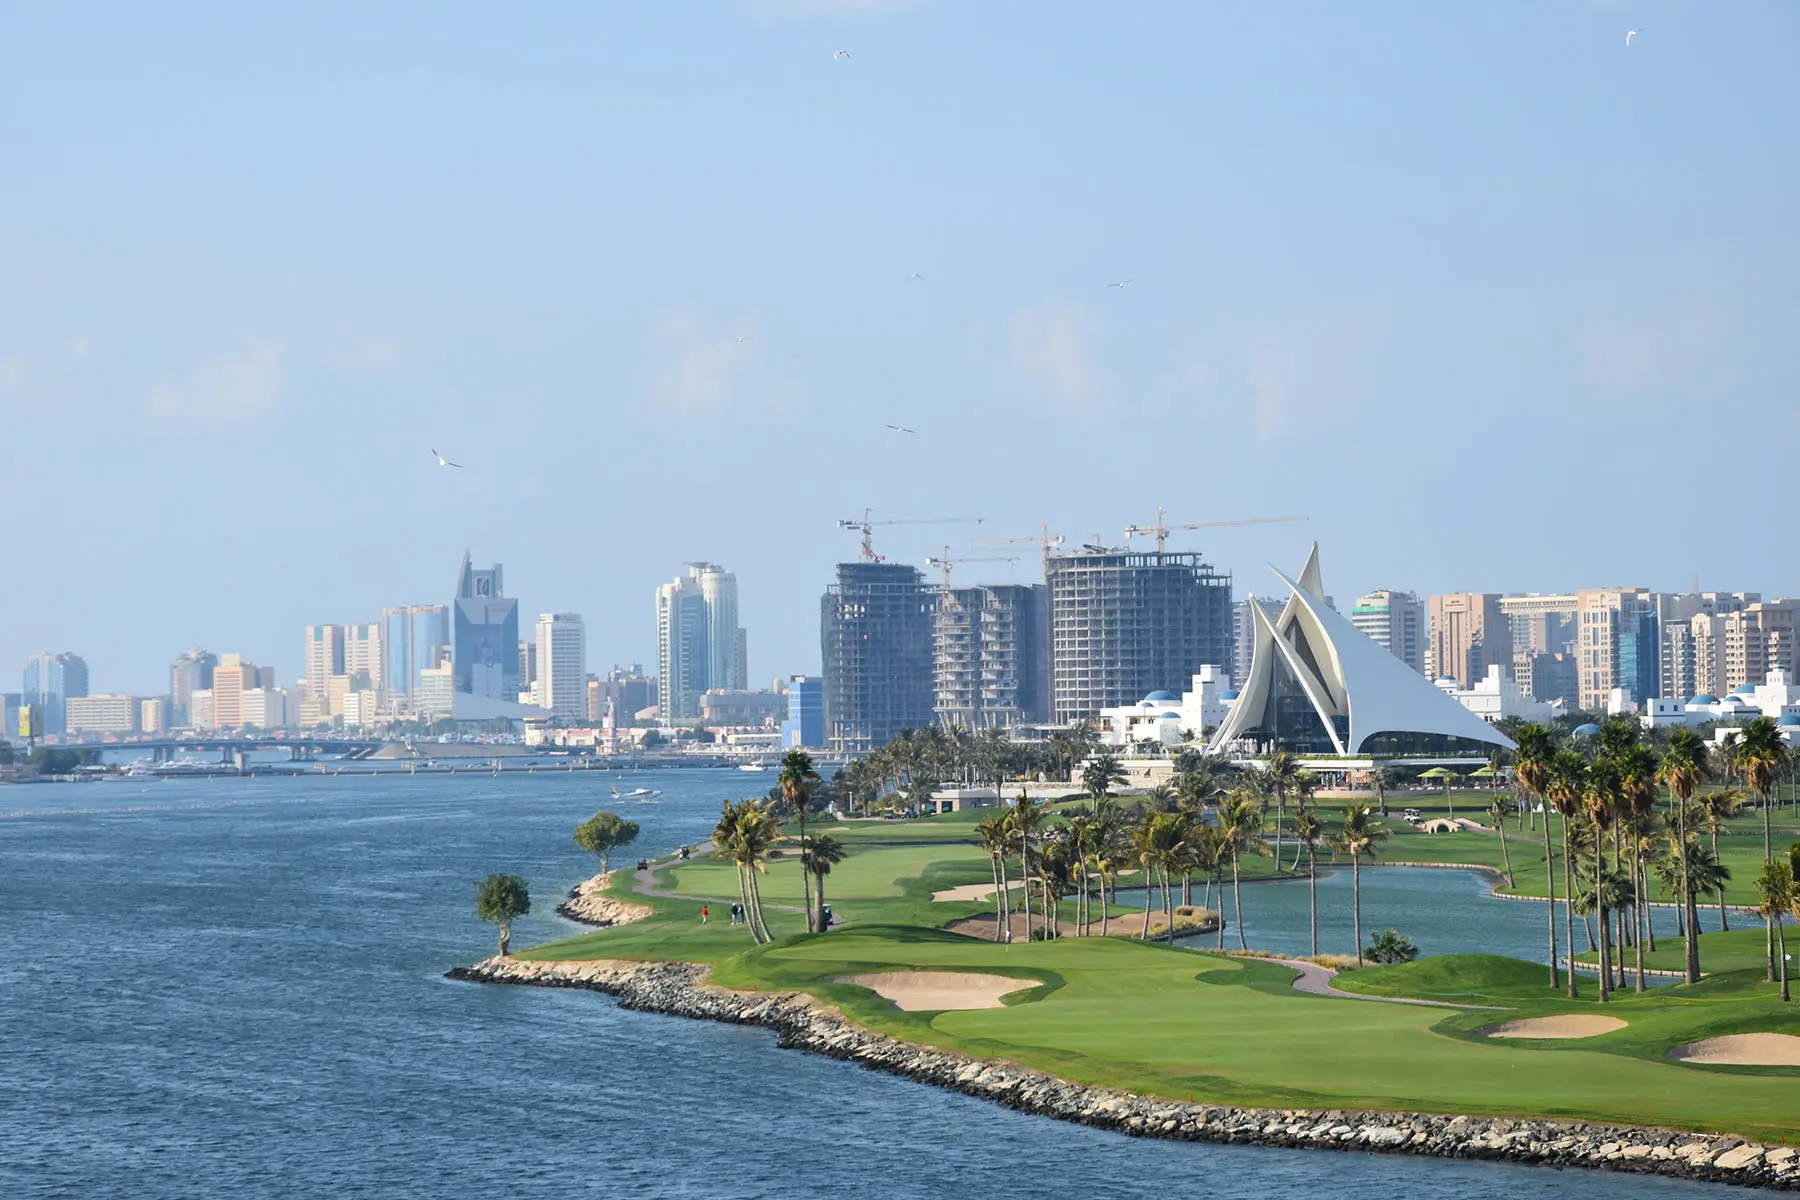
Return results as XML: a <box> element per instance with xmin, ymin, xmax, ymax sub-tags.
<box><xmin>5</xmin><ymin>4</ymin><xmax>1800</xmax><ymax>697</ymax></box>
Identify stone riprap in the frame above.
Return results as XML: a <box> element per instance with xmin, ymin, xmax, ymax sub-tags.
<box><xmin>552</xmin><ymin>871</ymin><xmax>652</xmax><ymax>928</ymax></box>
<box><xmin>447</xmin><ymin>955</ymin><xmax>1798</xmax><ymax>1190</ymax></box>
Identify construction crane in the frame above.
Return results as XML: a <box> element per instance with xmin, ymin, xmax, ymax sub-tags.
<box><xmin>923</xmin><ymin>547</ymin><xmax>1020</xmax><ymax>591</ymax></box>
<box><xmin>971</xmin><ymin>524</ymin><xmax>1066</xmax><ymax>581</ymax></box>
<box><xmin>836</xmin><ymin>509</ymin><xmax>984</xmax><ymax>563</ymax></box>
<box><xmin>1123</xmin><ymin>509</ymin><xmax>1310</xmax><ymax>557</ymax></box>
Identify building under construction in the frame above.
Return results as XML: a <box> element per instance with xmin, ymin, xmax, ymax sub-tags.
<box><xmin>1047</xmin><ymin>548</ymin><xmax>1233</xmax><ymax>724</ymax></box>
<box><xmin>933</xmin><ymin>584</ymin><xmax>1050</xmax><ymax>728</ymax></box>
<box><xmin>820</xmin><ymin>562</ymin><xmax>936</xmax><ymax>755</ymax></box>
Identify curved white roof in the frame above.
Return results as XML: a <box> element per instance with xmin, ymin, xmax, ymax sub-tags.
<box><xmin>1209</xmin><ymin>544</ymin><xmax>1514</xmax><ymax>755</ymax></box>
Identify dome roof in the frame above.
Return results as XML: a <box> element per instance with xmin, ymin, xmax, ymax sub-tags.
<box><xmin>1778</xmin><ymin>714</ymin><xmax>1800</xmax><ymax>727</ymax></box>
<box><xmin>1573</xmin><ymin>723</ymin><xmax>1602</xmax><ymax>737</ymax></box>
<box><xmin>1218</xmin><ymin>689</ymin><xmax>1240</xmax><ymax>702</ymax></box>
<box><xmin>1161</xmin><ymin>711</ymin><xmax>1182</xmax><ymax>719</ymax></box>
<box><xmin>1733</xmin><ymin>684</ymin><xmax>1758</xmax><ymax>695</ymax></box>
<box><xmin>1144</xmin><ymin>690</ymin><xmax>1178</xmax><ymax>703</ymax></box>
<box><xmin>1689</xmin><ymin>694</ymin><xmax>1718</xmax><ymax>705</ymax></box>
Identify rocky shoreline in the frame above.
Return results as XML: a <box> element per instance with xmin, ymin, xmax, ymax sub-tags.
<box><xmin>552</xmin><ymin>871</ymin><xmax>652</xmax><ymax>928</ymax></box>
<box><xmin>447</xmin><ymin>955</ymin><xmax>1798</xmax><ymax>1190</ymax></box>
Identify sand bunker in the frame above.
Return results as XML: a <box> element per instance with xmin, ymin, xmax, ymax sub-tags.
<box><xmin>841</xmin><ymin>971</ymin><xmax>1039</xmax><ymax>1011</ymax></box>
<box><xmin>1478</xmin><ymin>1015</ymin><xmax>1627</xmax><ymax>1040</ymax></box>
<box><xmin>930</xmin><ymin>880</ymin><xmax>1023</xmax><ymax>903</ymax></box>
<box><xmin>1668</xmin><ymin>1033</ymin><xmax>1800</xmax><ymax>1066</ymax></box>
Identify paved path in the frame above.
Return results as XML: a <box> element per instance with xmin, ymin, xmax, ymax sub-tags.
<box><xmin>1263</xmin><ymin>958</ymin><xmax>1503</xmax><ymax>1009</ymax></box>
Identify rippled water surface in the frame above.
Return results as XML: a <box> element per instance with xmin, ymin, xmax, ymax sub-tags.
<box><xmin>0</xmin><ymin>772</ymin><xmax>1754</xmax><ymax>1197</ymax></box>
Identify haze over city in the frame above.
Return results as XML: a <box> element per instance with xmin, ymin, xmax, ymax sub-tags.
<box><xmin>4</xmin><ymin>2</ymin><xmax>1798</xmax><ymax>695</ymax></box>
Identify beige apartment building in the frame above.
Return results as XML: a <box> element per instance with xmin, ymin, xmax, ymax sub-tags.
<box><xmin>1426</xmin><ymin>594</ymin><xmax>1511</xmax><ymax>689</ymax></box>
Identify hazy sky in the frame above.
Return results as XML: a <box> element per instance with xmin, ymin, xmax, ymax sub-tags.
<box><xmin>4</xmin><ymin>1</ymin><xmax>1798</xmax><ymax>697</ymax></box>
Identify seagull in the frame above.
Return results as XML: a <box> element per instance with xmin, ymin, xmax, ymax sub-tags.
<box><xmin>1108</xmin><ymin>279</ymin><xmax>1133</xmax><ymax>288</ymax></box>
<box><xmin>833</xmin><ymin>49</ymin><xmax>850</xmax><ymax>60</ymax></box>
<box><xmin>909</xmin><ymin>272</ymin><xmax>925</xmax><ymax>281</ymax></box>
<box><xmin>1625</xmin><ymin>28</ymin><xmax>1640</xmax><ymax>46</ymax></box>
<box><xmin>885</xmin><ymin>424</ymin><xmax>917</xmax><ymax>435</ymax></box>
<box><xmin>431</xmin><ymin>448</ymin><xmax>462</xmax><ymax>469</ymax></box>
<box><xmin>735</xmin><ymin>336</ymin><xmax>755</xmax><ymax>343</ymax></box>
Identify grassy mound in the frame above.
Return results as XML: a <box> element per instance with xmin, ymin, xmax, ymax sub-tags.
<box><xmin>1338</xmin><ymin>954</ymin><xmax>1555</xmax><ymax>1004</ymax></box>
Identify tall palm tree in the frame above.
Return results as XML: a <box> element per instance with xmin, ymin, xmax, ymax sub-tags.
<box><xmin>1513</xmin><ymin>722</ymin><xmax>1559</xmax><ymax>989</ymax></box>
<box><xmin>1616</xmin><ymin>742</ymin><xmax>1660</xmax><ymax>993</ymax></box>
<box><xmin>1082</xmin><ymin>750</ymin><xmax>1128</xmax><ymax>803</ymax></box>
<box><xmin>1143</xmin><ymin>781</ymin><xmax>1177</xmax><ymax>813</ymax></box>
<box><xmin>1487</xmin><ymin>792</ymin><xmax>1518</xmax><ymax>888</ymax></box>
<box><xmin>1659</xmin><ymin>728</ymin><xmax>1711</xmax><ymax>982</ymax></box>
<box><xmin>802</xmin><ymin>834</ymin><xmax>846</xmax><ymax>932</ymax></box>
<box><xmin>1010</xmin><ymin>789</ymin><xmax>1048</xmax><ymax>942</ymax></box>
<box><xmin>1737</xmin><ymin>716</ymin><xmax>1790</xmax><ymax>982</ymax></box>
<box><xmin>1700</xmin><ymin>787</ymin><xmax>1747</xmax><ymax>932</ymax></box>
<box><xmin>1291</xmin><ymin>808</ymin><xmax>1325</xmax><ymax>957</ymax></box>
<box><xmin>1753</xmin><ymin>858</ymin><xmax>1795</xmax><ymax>1002</ymax></box>
<box><xmin>1217</xmin><ymin>788</ymin><xmax>1268</xmax><ymax>951</ymax></box>
<box><xmin>975</xmin><ymin>814</ymin><xmax>1010</xmax><ymax>942</ymax></box>
<box><xmin>1334</xmin><ymin>803</ymin><xmax>1388</xmax><ymax>967</ymax></box>
<box><xmin>713</xmin><ymin>798</ymin><xmax>778</xmax><ymax>943</ymax></box>
<box><xmin>778</xmin><ymin>749</ymin><xmax>823</xmax><ymax>932</ymax></box>
<box><xmin>1262</xmin><ymin>751</ymin><xmax>1301</xmax><ymax>870</ymax></box>
<box><xmin>1367</xmin><ymin>764</ymin><xmax>1396</xmax><ymax>817</ymax></box>
<box><xmin>1584</xmin><ymin>756</ymin><xmax>1622</xmax><ymax>1001</ymax></box>
<box><xmin>1546</xmin><ymin>749</ymin><xmax>1588</xmax><ymax>998</ymax></box>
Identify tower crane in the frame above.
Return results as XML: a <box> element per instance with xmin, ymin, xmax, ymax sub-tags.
<box><xmin>970</xmin><ymin>524</ymin><xmax>1066</xmax><ymax>580</ymax></box>
<box><xmin>836</xmin><ymin>509</ymin><xmax>984</xmax><ymax>563</ymax></box>
<box><xmin>922</xmin><ymin>547</ymin><xmax>1020</xmax><ymax>591</ymax></box>
<box><xmin>1123</xmin><ymin>509</ymin><xmax>1310</xmax><ymax>557</ymax></box>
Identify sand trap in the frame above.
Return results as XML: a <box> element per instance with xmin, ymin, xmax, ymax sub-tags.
<box><xmin>1668</xmin><ymin>1033</ymin><xmax>1800</xmax><ymax>1066</ymax></box>
<box><xmin>1478</xmin><ymin>1015</ymin><xmax>1627</xmax><ymax>1040</ymax></box>
<box><xmin>840</xmin><ymin>971</ymin><xmax>1039</xmax><ymax>1011</ymax></box>
<box><xmin>931</xmin><ymin>880</ymin><xmax>1024</xmax><ymax>903</ymax></box>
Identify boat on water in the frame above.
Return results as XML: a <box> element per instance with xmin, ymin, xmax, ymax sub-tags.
<box><xmin>610</xmin><ymin>785</ymin><xmax>663</xmax><ymax>802</ymax></box>
<box><xmin>737</xmin><ymin>763</ymin><xmax>767</xmax><ymax>772</ymax></box>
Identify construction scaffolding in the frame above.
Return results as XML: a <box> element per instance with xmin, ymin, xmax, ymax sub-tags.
<box><xmin>933</xmin><ymin>584</ymin><xmax>1050</xmax><ymax>729</ymax></box>
<box><xmin>820</xmin><ymin>562</ymin><xmax>936</xmax><ymax>755</ymax></box>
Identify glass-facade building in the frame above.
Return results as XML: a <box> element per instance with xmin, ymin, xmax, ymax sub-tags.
<box><xmin>23</xmin><ymin>652</ymin><xmax>89</xmax><ymax>736</ymax></box>
<box><xmin>453</xmin><ymin>554</ymin><xmax>519</xmax><ymax>702</ymax></box>
<box><xmin>781</xmin><ymin>675</ymin><xmax>824</xmax><ymax>749</ymax></box>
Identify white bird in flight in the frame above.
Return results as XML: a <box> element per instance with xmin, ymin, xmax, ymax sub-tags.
<box><xmin>431</xmin><ymin>448</ymin><xmax>462</xmax><ymax>469</ymax></box>
<box><xmin>736</xmin><ymin>336</ymin><xmax>755</xmax><ymax>343</ymax></box>
<box><xmin>909</xmin><ymin>272</ymin><xmax>925</xmax><ymax>281</ymax></box>
<box><xmin>833</xmin><ymin>49</ymin><xmax>850</xmax><ymax>60</ymax></box>
<box><xmin>1108</xmin><ymin>279</ymin><xmax>1133</xmax><ymax>288</ymax></box>
<box><xmin>885</xmin><ymin>424</ymin><xmax>917</xmax><ymax>435</ymax></box>
<box><xmin>1625</xmin><ymin>29</ymin><xmax>1640</xmax><ymax>46</ymax></box>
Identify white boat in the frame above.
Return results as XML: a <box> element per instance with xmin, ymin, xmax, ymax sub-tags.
<box><xmin>737</xmin><ymin>763</ymin><xmax>767</xmax><ymax>772</ymax></box>
<box><xmin>610</xmin><ymin>785</ymin><xmax>663</xmax><ymax>802</ymax></box>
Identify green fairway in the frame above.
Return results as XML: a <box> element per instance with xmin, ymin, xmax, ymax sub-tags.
<box><xmin>1574</xmin><ymin>927</ymin><xmax>1780</xmax><ymax>977</ymax></box>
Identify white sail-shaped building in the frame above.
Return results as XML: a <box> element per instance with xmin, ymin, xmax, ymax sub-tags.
<box><xmin>1209</xmin><ymin>545</ymin><xmax>1514</xmax><ymax>756</ymax></box>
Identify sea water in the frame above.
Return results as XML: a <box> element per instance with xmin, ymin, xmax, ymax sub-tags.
<box><xmin>0</xmin><ymin>771</ymin><xmax>1751</xmax><ymax>1197</ymax></box>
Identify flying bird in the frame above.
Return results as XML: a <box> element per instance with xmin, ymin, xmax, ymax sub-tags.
<box><xmin>885</xmin><ymin>424</ymin><xmax>917</xmax><ymax>435</ymax></box>
<box><xmin>1108</xmin><ymin>279</ymin><xmax>1133</xmax><ymax>288</ymax></box>
<box><xmin>909</xmin><ymin>272</ymin><xmax>925</xmax><ymax>281</ymax></box>
<box><xmin>431</xmin><ymin>448</ymin><xmax>462</xmax><ymax>469</ymax></box>
<box><xmin>736</xmin><ymin>336</ymin><xmax>755</xmax><ymax>343</ymax></box>
<box><xmin>1625</xmin><ymin>28</ymin><xmax>1640</xmax><ymax>45</ymax></box>
<box><xmin>833</xmin><ymin>49</ymin><xmax>850</xmax><ymax>60</ymax></box>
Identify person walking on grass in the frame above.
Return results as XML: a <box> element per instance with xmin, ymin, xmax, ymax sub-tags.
<box><xmin>701</xmin><ymin>904</ymin><xmax>709</xmax><ymax>925</ymax></box>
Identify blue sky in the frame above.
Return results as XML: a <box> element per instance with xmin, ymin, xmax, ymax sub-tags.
<box><xmin>4</xmin><ymin>1</ymin><xmax>1798</xmax><ymax>696</ymax></box>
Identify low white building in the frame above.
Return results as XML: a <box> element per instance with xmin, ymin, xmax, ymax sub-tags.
<box><xmin>1095</xmin><ymin>666</ymin><xmax>1234</xmax><ymax>749</ymax></box>
<box><xmin>65</xmin><ymin>694</ymin><xmax>139</xmax><ymax>735</ymax></box>
<box><xmin>1631</xmin><ymin>668</ymin><xmax>1800</xmax><ymax>731</ymax></box>
<box><xmin>1435</xmin><ymin>665</ymin><xmax>1558</xmax><ymax>725</ymax></box>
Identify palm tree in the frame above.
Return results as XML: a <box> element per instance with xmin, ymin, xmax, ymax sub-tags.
<box><xmin>1010</xmin><ymin>789</ymin><xmax>1048</xmax><ymax>942</ymax></box>
<box><xmin>1753</xmin><ymin>858</ymin><xmax>1795</xmax><ymax>1002</ymax></box>
<box><xmin>802</xmin><ymin>834</ymin><xmax>846</xmax><ymax>931</ymax></box>
<box><xmin>1615</xmin><ymin>742</ymin><xmax>1660</xmax><ymax>993</ymax></box>
<box><xmin>1487</xmin><ymin>792</ymin><xmax>1518</xmax><ymax>888</ymax></box>
<box><xmin>1546</xmin><ymin>749</ymin><xmax>1588</xmax><ymax>998</ymax></box>
<box><xmin>1736</xmin><ymin>716</ymin><xmax>1790</xmax><ymax>982</ymax></box>
<box><xmin>1367</xmin><ymin>764</ymin><xmax>1396</xmax><ymax>817</ymax></box>
<box><xmin>1291</xmin><ymin>808</ymin><xmax>1325</xmax><ymax>957</ymax></box>
<box><xmin>1262</xmin><ymin>751</ymin><xmax>1302</xmax><ymax>870</ymax></box>
<box><xmin>1082</xmin><ymin>750</ymin><xmax>1128</xmax><ymax>803</ymax></box>
<box><xmin>778</xmin><ymin>749</ymin><xmax>823</xmax><ymax>932</ymax></box>
<box><xmin>1143</xmin><ymin>781</ymin><xmax>1177</xmax><ymax>813</ymax></box>
<box><xmin>1584</xmin><ymin>756</ymin><xmax>1622</xmax><ymax>1001</ymax></box>
<box><xmin>1216</xmin><ymin>788</ymin><xmax>1267</xmax><ymax>951</ymax></box>
<box><xmin>1700</xmin><ymin>787</ymin><xmax>1747</xmax><ymax>932</ymax></box>
<box><xmin>1513</xmin><ymin>722</ymin><xmax>1559</xmax><ymax>989</ymax></box>
<box><xmin>975</xmin><ymin>814</ymin><xmax>1010</xmax><ymax>941</ymax></box>
<box><xmin>1659</xmin><ymin>729</ymin><xmax>1711</xmax><ymax>982</ymax></box>
<box><xmin>1334</xmin><ymin>803</ymin><xmax>1387</xmax><ymax>967</ymax></box>
<box><xmin>1656</xmin><ymin>833</ymin><xmax>1730</xmax><ymax>967</ymax></box>
<box><xmin>713</xmin><ymin>798</ymin><xmax>778</xmax><ymax>943</ymax></box>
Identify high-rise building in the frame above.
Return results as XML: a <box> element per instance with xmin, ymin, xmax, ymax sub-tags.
<box><xmin>416</xmin><ymin>664</ymin><xmax>455</xmax><ymax>718</ymax></box>
<box><xmin>1234</xmin><ymin>597</ymin><xmax>1284</xmax><ymax>685</ymax></box>
<box><xmin>453</xmin><ymin>552</ymin><xmax>520</xmax><ymax>702</ymax></box>
<box><xmin>65</xmin><ymin>694</ymin><xmax>137</xmax><ymax>735</ymax></box>
<box><xmin>140</xmin><ymin>697</ymin><xmax>168</xmax><ymax>735</ymax></box>
<box><xmin>383</xmin><ymin>605</ymin><xmax>450</xmax><ymax>703</ymax></box>
<box><xmin>1046</xmin><ymin>549</ymin><xmax>1232</xmax><ymax>725</ymax></box>
<box><xmin>533</xmin><ymin>613</ymin><xmax>587</xmax><ymax>720</ymax></box>
<box><xmin>781</xmin><ymin>675</ymin><xmax>825</xmax><ymax>749</ymax></box>
<box><xmin>1500</xmin><ymin>594</ymin><xmax>1579</xmax><ymax>660</ymax></box>
<box><xmin>1513</xmin><ymin>650</ymin><xmax>1577</xmax><ymax>709</ymax></box>
<box><xmin>595</xmin><ymin>664</ymin><xmax>657</xmax><ymax>727</ymax></box>
<box><xmin>170</xmin><ymin>649</ymin><xmax>216</xmax><ymax>727</ymax></box>
<box><xmin>1659</xmin><ymin>592</ymin><xmax>1757</xmax><ymax>699</ymax></box>
<box><xmin>1720</xmin><ymin>600</ymin><xmax>1800</xmax><ymax>695</ymax></box>
<box><xmin>655</xmin><ymin>563</ymin><xmax>742</xmax><ymax>722</ymax></box>
<box><xmin>735</xmin><ymin>628</ymin><xmax>748</xmax><ymax>694</ymax></box>
<box><xmin>1350</xmin><ymin>590</ymin><xmax>1425</xmax><ymax>674</ymax></box>
<box><xmin>518</xmin><ymin>640</ymin><xmax>538</xmax><ymax>701</ymax></box>
<box><xmin>211</xmin><ymin>654</ymin><xmax>260</xmax><ymax>730</ymax></box>
<box><xmin>821</xmin><ymin>562</ymin><xmax>935</xmax><ymax>754</ymax></box>
<box><xmin>345</xmin><ymin>622</ymin><xmax>384</xmax><ymax>693</ymax></box>
<box><xmin>1426</xmin><ymin>594</ymin><xmax>1511</xmax><ymax>689</ymax></box>
<box><xmin>934</xmin><ymin>584</ymin><xmax>1050</xmax><ymax>727</ymax></box>
<box><xmin>1574</xmin><ymin>588</ymin><xmax>1659</xmax><ymax>710</ymax></box>
<box><xmin>304</xmin><ymin>625</ymin><xmax>347</xmax><ymax>700</ymax></box>
<box><xmin>189</xmin><ymin>689</ymin><xmax>215</xmax><ymax>731</ymax></box>
<box><xmin>22</xmin><ymin>652</ymin><xmax>89</xmax><ymax>736</ymax></box>
<box><xmin>242</xmin><ymin>687</ymin><xmax>292</xmax><ymax>730</ymax></box>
